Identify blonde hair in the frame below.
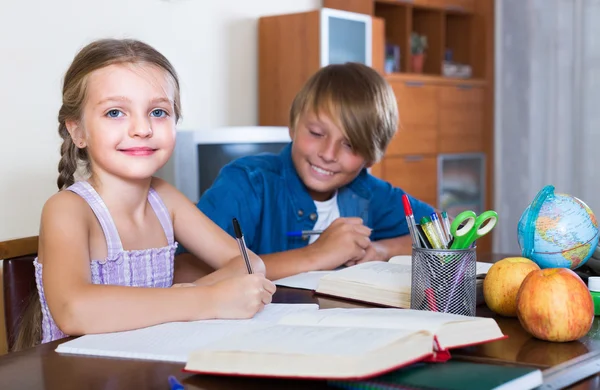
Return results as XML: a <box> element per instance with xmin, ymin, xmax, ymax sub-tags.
<box><xmin>57</xmin><ymin>38</ymin><xmax>182</xmax><ymax>190</ymax></box>
<box><xmin>289</xmin><ymin>62</ymin><xmax>398</xmax><ymax>163</ymax></box>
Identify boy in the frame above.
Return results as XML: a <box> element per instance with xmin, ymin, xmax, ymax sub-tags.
<box><xmin>197</xmin><ymin>63</ymin><xmax>435</xmax><ymax>280</ymax></box>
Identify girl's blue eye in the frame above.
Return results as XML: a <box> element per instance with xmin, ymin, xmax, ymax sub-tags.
<box><xmin>107</xmin><ymin>109</ymin><xmax>122</xmax><ymax>118</ymax></box>
<box><xmin>151</xmin><ymin>109</ymin><xmax>167</xmax><ymax>118</ymax></box>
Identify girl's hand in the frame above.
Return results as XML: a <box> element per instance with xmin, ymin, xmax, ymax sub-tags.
<box><xmin>206</xmin><ymin>274</ymin><xmax>276</xmax><ymax>319</ymax></box>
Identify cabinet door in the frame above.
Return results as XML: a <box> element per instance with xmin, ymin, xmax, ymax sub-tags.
<box><xmin>438</xmin><ymin>85</ymin><xmax>484</xmax><ymax>153</ymax></box>
<box><xmin>322</xmin><ymin>0</ymin><xmax>373</xmax><ymax>15</ymax></box>
<box><xmin>387</xmin><ymin>80</ymin><xmax>439</xmax><ymax>156</ymax></box>
<box><xmin>383</xmin><ymin>155</ymin><xmax>438</xmax><ymax>207</ymax></box>
<box><xmin>321</xmin><ymin>8</ymin><xmax>372</xmax><ymax>66</ymax></box>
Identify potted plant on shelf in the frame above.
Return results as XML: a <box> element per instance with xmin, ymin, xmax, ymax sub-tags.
<box><xmin>410</xmin><ymin>32</ymin><xmax>428</xmax><ymax>73</ymax></box>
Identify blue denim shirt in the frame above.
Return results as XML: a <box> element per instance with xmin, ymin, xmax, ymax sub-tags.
<box><xmin>196</xmin><ymin>143</ymin><xmax>435</xmax><ymax>255</ymax></box>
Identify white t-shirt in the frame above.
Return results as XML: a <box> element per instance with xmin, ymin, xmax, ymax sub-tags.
<box><xmin>309</xmin><ymin>192</ymin><xmax>341</xmax><ymax>244</ymax></box>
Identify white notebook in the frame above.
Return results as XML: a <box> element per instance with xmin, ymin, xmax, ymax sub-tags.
<box><xmin>55</xmin><ymin>303</ymin><xmax>319</xmax><ymax>363</ymax></box>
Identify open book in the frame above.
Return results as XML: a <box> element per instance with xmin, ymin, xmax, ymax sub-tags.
<box><xmin>184</xmin><ymin>307</ymin><xmax>505</xmax><ymax>380</ymax></box>
<box><xmin>275</xmin><ymin>256</ymin><xmax>493</xmax><ymax>308</ymax></box>
<box><xmin>55</xmin><ymin>303</ymin><xmax>319</xmax><ymax>362</ymax></box>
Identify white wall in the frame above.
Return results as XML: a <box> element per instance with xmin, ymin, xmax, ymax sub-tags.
<box><xmin>0</xmin><ymin>0</ymin><xmax>320</xmax><ymax>241</ymax></box>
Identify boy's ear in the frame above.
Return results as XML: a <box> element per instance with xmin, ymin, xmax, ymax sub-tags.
<box><xmin>288</xmin><ymin>126</ymin><xmax>295</xmax><ymax>140</ymax></box>
<box><xmin>65</xmin><ymin>120</ymin><xmax>87</xmax><ymax>148</ymax></box>
<box><xmin>365</xmin><ymin>161</ymin><xmax>375</xmax><ymax>169</ymax></box>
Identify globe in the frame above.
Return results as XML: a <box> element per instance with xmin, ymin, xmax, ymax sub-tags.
<box><xmin>517</xmin><ymin>185</ymin><xmax>599</xmax><ymax>270</ymax></box>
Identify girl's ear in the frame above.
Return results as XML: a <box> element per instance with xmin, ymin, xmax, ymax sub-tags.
<box><xmin>66</xmin><ymin>120</ymin><xmax>86</xmax><ymax>148</ymax></box>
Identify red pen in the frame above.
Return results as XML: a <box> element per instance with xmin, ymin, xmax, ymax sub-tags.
<box><xmin>425</xmin><ymin>288</ymin><xmax>438</xmax><ymax>312</ymax></box>
<box><xmin>402</xmin><ymin>194</ymin><xmax>422</xmax><ymax>249</ymax></box>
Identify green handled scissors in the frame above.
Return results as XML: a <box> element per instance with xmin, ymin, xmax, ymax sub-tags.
<box><xmin>450</xmin><ymin>210</ymin><xmax>498</xmax><ymax>250</ymax></box>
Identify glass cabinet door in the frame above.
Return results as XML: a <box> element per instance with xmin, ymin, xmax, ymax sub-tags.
<box><xmin>320</xmin><ymin>8</ymin><xmax>372</xmax><ymax>67</ymax></box>
<box><xmin>438</xmin><ymin>153</ymin><xmax>486</xmax><ymax>216</ymax></box>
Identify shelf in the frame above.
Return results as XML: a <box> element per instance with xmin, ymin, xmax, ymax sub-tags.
<box><xmin>385</xmin><ymin>72</ymin><xmax>486</xmax><ymax>86</ymax></box>
<box><xmin>375</xmin><ymin>0</ymin><xmax>475</xmax><ymax>14</ymax></box>
<box><xmin>413</xmin><ymin>7</ymin><xmax>444</xmax><ymax>75</ymax></box>
<box><xmin>375</xmin><ymin>2</ymin><xmax>411</xmax><ymax>72</ymax></box>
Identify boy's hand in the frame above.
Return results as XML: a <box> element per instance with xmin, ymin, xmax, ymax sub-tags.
<box><xmin>311</xmin><ymin>217</ymin><xmax>372</xmax><ymax>269</ymax></box>
<box><xmin>344</xmin><ymin>242</ymin><xmax>387</xmax><ymax>267</ymax></box>
<box><xmin>207</xmin><ymin>274</ymin><xmax>276</xmax><ymax>319</ymax></box>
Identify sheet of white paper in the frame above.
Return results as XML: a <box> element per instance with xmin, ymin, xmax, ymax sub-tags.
<box><xmin>55</xmin><ymin>303</ymin><xmax>319</xmax><ymax>362</ymax></box>
<box><xmin>476</xmin><ymin>262</ymin><xmax>493</xmax><ymax>275</ymax></box>
<box><xmin>274</xmin><ymin>271</ymin><xmax>332</xmax><ymax>290</ymax></box>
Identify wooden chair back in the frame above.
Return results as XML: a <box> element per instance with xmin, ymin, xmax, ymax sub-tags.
<box><xmin>1</xmin><ymin>236</ymin><xmax>38</xmax><ymax>352</ymax></box>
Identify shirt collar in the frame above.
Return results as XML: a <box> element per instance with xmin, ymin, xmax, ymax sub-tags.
<box><xmin>280</xmin><ymin>143</ymin><xmax>317</xmax><ymax>220</ymax></box>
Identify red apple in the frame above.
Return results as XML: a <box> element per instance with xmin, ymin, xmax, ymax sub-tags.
<box><xmin>516</xmin><ymin>268</ymin><xmax>594</xmax><ymax>342</ymax></box>
<box><xmin>483</xmin><ymin>257</ymin><xmax>540</xmax><ymax>317</ymax></box>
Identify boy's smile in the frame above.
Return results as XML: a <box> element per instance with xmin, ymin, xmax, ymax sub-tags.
<box><xmin>290</xmin><ymin>112</ymin><xmax>370</xmax><ymax>201</ymax></box>
<box><xmin>309</xmin><ymin>163</ymin><xmax>337</xmax><ymax>178</ymax></box>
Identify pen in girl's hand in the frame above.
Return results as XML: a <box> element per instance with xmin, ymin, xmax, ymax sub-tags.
<box><xmin>232</xmin><ymin>218</ymin><xmax>253</xmax><ymax>274</ymax></box>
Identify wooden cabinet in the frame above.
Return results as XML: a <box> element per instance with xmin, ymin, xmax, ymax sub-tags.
<box><xmin>444</xmin><ymin>0</ymin><xmax>474</xmax><ymax>13</ymax></box>
<box><xmin>438</xmin><ymin>85</ymin><xmax>484</xmax><ymax>153</ymax></box>
<box><xmin>383</xmin><ymin>156</ymin><xmax>438</xmax><ymax>207</ymax></box>
<box><xmin>387</xmin><ymin>80</ymin><xmax>439</xmax><ymax>156</ymax></box>
<box><xmin>322</xmin><ymin>0</ymin><xmax>373</xmax><ymax>15</ymax></box>
<box><xmin>386</xmin><ymin>77</ymin><xmax>485</xmax><ymax>157</ymax></box>
<box><xmin>259</xmin><ymin>9</ymin><xmax>374</xmax><ymax>126</ymax></box>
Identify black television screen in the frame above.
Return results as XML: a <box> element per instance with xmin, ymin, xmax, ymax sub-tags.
<box><xmin>197</xmin><ymin>143</ymin><xmax>287</xmax><ymax>197</ymax></box>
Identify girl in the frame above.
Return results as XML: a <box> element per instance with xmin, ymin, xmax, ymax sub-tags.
<box><xmin>19</xmin><ymin>38</ymin><xmax>275</xmax><ymax>348</ymax></box>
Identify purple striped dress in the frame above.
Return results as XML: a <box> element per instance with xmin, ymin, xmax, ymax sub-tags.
<box><xmin>34</xmin><ymin>181</ymin><xmax>178</xmax><ymax>343</ymax></box>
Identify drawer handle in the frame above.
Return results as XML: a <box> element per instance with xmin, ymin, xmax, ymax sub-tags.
<box><xmin>404</xmin><ymin>155</ymin><xmax>424</xmax><ymax>162</ymax></box>
<box><xmin>398</xmin><ymin>0</ymin><xmax>414</xmax><ymax>3</ymax></box>
<box><xmin>446</xmin><ymin>4</ymin><xmax>466</xmax><ymax>12</ymax></box>
<box><xmin>457</xmin><ymin>84</ymin><xmax>473</xmax><ymax>90</ymax></box>
<box><xmin>405</xmin><ymin>81</ymin><xmax>424</xmax><ymax>87</ymax></box>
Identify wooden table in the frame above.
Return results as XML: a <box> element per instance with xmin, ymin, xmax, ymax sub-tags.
<box><xmin>1</xmin><ymin>271</ymin><xmax>600</xmax><ymax>389</ymax></box>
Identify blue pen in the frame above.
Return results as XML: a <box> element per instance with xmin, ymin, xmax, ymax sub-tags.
<box><xmin>286</xmin><ymin>230</ymin><xmax>323</xmax><ymax>237</ymax></box>
<box><xmin>168</xmin><ymin>375</ymin><xmax>184</xmax><ymax>390</ymax></box>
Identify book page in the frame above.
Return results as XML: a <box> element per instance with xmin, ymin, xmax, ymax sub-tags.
<box><xmin>200</xmin><ymin>324</ymin><xmax>422</xmax><ymax>356</ymax></box>
<box><xmin>389</xmin><ymin>255</ymin><xmax>494</xmax><ymax>275</ymax></box>
<box><xmin>319</xmin><ymin>261</ymin><xmax>411</xmax><ymax>291</ymax></box>
<box><xmin>55</xmin><ymin>303</ymin><xmax>318</xmax><ymax>362</ymax></box>
<box><xmin>208</xmin><ymin>303</ymin><xmax>319</xmax><ymax>324</ymax></box>
<box><xmin>278</xmin><ymin>307</ymin><xmax>482</xmax><ymax>334</ymax></box>
<box><xmin>274</xmin><ymin>271</ymin><xmax>332</xmax><ymax>290</ymax></box>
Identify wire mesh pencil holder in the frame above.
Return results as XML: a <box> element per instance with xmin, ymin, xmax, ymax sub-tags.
<box><xmin>410</xmin><ymin>247</ymin><xmax>477</xmax><ymax>316</ymax></box>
